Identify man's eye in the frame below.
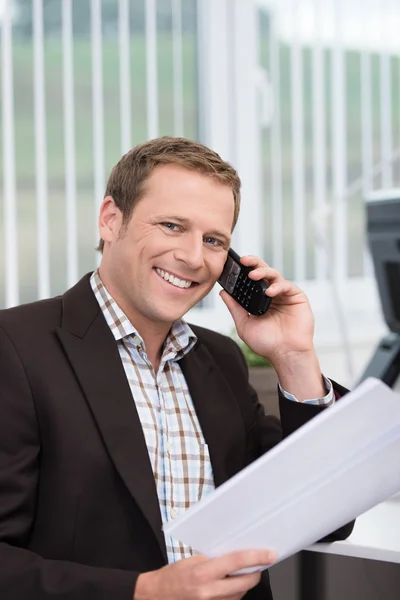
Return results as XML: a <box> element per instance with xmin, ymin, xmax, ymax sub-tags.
<box><xmin>204</xmin><ymin>237</ymin><xmax>223</xmax><ymax>247</ymax></box>
<box><xmin>161</xmin><ymin>222</ymin><xmax>180</xmax><ymax>231</ymax></box>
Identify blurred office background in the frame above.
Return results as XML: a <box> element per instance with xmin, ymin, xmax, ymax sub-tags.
<box><xmin>1</xmin><ymin>0</ymin><xmax>400</xmax><ymax>388</ymax></box>
<box><xmin>1</xmin><ymin>2</ymin><xmax>400</xmax><ymax>599</ymax></box>
<box><xmin>2</xmin><ymin>0</ymin><xmax>400</xmax><ymax>390</ymax></box>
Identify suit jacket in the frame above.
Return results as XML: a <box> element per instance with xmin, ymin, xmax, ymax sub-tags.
<box><xmin>0</xmin><ymin>274</ymin><xmax>353</xmax><ymax>600</ymax></box>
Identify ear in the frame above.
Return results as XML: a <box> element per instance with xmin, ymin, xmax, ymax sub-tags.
<box><xmin>99</xmin><ymin>196</ymin><xmax>122</xmax><ymax>244</ymax></box>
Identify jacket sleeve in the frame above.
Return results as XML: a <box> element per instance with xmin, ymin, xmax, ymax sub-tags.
<box><xmin>0</xmin><ymin>327</ymin><xmax>138</xmax><ymax>600</ymax></box>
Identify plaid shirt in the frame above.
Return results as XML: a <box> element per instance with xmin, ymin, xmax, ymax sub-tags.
<box><xmin>90</xmin><ymin>271</ymin><xmax>334</xmax><ymax>563</ymax></box>
<box><xmin>90</xmin><ymin>272</ymin><xmax>215</xmax><ymax>563</ymax></box>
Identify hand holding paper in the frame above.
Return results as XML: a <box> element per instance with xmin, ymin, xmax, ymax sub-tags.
<box><xmin>164</xmin><ymin>378</ymin><xmax>400</xmax><ymax>570</ymax></box>
<box><xmin>134</xmin><ymin>549</ymin><xmax>277</xmax><ymax>600</ymax></box>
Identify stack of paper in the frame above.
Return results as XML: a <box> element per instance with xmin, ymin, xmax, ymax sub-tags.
<box><xmin>164</xmin><ymin>378</ymin><xmax>400</xmax><ymax>569</ymax></box>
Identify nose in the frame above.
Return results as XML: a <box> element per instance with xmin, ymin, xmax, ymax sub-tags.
<box><xmin>173</xmin><ymin>234</ymin><xmax>205</xmax><ymax>271</ymax></box>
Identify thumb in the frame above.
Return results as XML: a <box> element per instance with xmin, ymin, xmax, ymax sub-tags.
<box><xmin>219</xmin><ymin>290</ymin><xmax>249</xmax><ymax>329</ymax></box>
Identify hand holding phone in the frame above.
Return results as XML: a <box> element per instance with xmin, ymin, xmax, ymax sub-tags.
<box><xmin>218</xmin><ymin>249</ymin><xmax>271</xmax><ymax>316</ymax></box>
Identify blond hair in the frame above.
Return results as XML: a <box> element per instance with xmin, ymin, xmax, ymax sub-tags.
<box><xmin>98</xmin><ymin>136</ymin><xmax>241</xmax><ymax>252</ymax></box>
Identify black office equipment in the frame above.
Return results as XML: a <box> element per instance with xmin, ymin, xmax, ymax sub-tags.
<box><xmin>358</xmin><ymin>189</ymin><xmax>400</xmax><ymax>387</ymax></box>
<box><xmin>301</xmin><ymin>190</ymin><xmax>400</xmax><ymax>600</ymax></box>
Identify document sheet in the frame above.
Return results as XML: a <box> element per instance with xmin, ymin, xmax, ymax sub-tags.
<box><xmin>164</xmin><ymin>378</ymin><xmax>400</xmax><ymax>569</ymax></box>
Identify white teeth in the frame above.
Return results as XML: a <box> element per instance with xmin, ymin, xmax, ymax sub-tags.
<box><xmin>156</xmin><ymin>268</ymin><xmax>192</xmax><ymax>289</ymax></box>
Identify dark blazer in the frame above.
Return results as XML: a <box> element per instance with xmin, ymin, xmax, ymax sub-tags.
<box><xmin>0</xmin><ymin>274</ymin><xmax>353</xmax><ymax>600</ymax></box>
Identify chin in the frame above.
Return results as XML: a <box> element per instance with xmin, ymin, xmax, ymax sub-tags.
<box><xmin>144</xmin><ymin>306</ymin><xmax>182</xmax><ymax>324</ymax></box>
<box><xmin>147</xmin><ymin>294</ymin><xmax>204</xmax><ymax>324</ymax></box>
<box><xmin>154</xmin><ymin>306</ymin><xmax>192</xmax><ymax>324</ymax></box>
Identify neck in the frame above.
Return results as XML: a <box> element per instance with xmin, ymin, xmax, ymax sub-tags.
<box><xmin>134</xmin><ymin>322</ymin><xmax>168</xmax><ymax>373</ymax></box>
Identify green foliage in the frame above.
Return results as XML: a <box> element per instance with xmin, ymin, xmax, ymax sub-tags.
<box><xmin>230</xmin><ymin>330</ymin><xmax>272</xmax><ymax>368</ymax></box>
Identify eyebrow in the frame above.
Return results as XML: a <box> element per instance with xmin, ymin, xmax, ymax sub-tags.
<box><xmin>158</xmin><ymin>215</ymin><xmax>232</xmax><ymax>246</ymax></box>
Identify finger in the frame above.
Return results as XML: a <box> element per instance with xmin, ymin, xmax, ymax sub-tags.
<box><xmin>206</xmin><ymin>549</ymin><xmax>277</xmax><ymax>580</ymax></box>
<box><xmin>212</xmin><ymin>570</ymin><xmax>262</xmax><ymax>597</ymax></box>
<box><xmin>219</xmin><ymin>290</ymin><xmax>250</xmax><ymax>327</ymax></box>
<box><xmin>247</xmin><ymin>266</ymin><xmax>283</xmax><ymax>283</ymax></box>
<box><xmin>239</xmin><ymin>255</ymin><xmax>269</xmax><ymax>269</ymax></box>
<box><xmin>265</xmin><ymin>280</ymin><xmax>302</xmax><ymax>298</ymax></box>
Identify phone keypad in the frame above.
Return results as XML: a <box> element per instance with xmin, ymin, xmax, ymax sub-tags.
<box><xmin>232</xmin><ymin>271</ymin><xmax>259</xmax><ymax>310</ymax></box>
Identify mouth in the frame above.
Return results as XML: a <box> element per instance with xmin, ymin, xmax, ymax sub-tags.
<box><xmin>154</xmin><ymin>268</ymin><xmax>198</xmax><ymax>290</ymax></box>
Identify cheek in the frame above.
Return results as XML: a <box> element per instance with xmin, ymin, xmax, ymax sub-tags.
<box><xmin>212</xmin><ymin>254</ymin><xmax>226</xmax><ymax>275</ymax></box>
<box><xmin>205</xmin><ymin>255</ymin><xmax>226</xmax><ymax>284</ymax></box>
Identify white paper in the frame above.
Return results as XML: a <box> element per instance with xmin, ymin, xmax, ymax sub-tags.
<box><xmin>164</xmin><ymin>377</ymin><xmax>400</xmax><ymax>570</ymax></box>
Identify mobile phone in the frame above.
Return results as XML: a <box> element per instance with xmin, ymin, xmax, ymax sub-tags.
<box><xmin>218</xmin><ymin>248</ymin><xmax>271</xmax><ymax>316</ymax></box>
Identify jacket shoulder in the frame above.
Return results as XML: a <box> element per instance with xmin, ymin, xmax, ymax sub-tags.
<box><xmin>0</xmin><ymin>273</ymin><xmax>93</xmax><ymax>337</ymax></box>
<box><xmin>0</xmin><ymin>296</ymin><xmax>63</xmax><ymax>336</ymax></box>
<box><xmin>188</xmin><ymin>323</ymin><xmax>238</xmax><ymax>350</ymax></box>
<box><xmin>188</xmin><ymin>323</ymin><xmax>247</xmax><ymax>371</ymax></box>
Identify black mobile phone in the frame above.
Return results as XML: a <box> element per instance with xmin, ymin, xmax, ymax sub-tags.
<box><xmin>218</xmin><ymin>248</ymin><xmax>271</xmax><ymax>316</ymax></box>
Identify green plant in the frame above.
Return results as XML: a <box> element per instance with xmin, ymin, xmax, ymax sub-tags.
<box><xmin>230</xmin><ymin>330</ymin><xmax>272</xmax><ymax>368</ymax></box>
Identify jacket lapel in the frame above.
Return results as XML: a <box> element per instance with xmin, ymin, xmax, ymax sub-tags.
<box><xmin>180</xmin><ymin>342</ymin><xmax>246</xmax><ymax>487</ymax></box>
<box><xmin>56</xmin><ymin>274</ymin><xmax>246</xmax><ymax>560</ymax></box>
<box><xmin>56</xmin><ymin>275</ymin><xmax>167</xmax><ymax>560</ymax></box>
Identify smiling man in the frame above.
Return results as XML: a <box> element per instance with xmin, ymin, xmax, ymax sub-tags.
<box><xmin>0</xmin><ymin>137</ymin><xmax>353</xmax><ymax>600</ymax></box>
<box><xmin>97</xmin><ymin>162</ymin><xmax>235</xmax><ymax>371</ymax></box>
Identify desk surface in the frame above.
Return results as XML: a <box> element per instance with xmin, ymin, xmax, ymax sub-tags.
<box><xmin>308</xmin><ymin>494</ymin><xmax>400</xmax><ymax>563</ymax></box>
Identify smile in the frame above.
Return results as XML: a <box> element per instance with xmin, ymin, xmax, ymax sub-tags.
<box><xmin>155</xmin><ymin>268</ymin><xmax>194</xmax><ymax>289</ymax></box>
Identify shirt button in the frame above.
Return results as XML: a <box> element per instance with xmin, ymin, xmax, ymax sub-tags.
<box><xmin>132</xmin><ymin>335</ymin><xmax>141</xmax><ymax>346</ymax></box>
<box><xmin>166</xmin><ymin>441</ymin><xmax>171</xmax><ymax>453</ymax></box>
<box><xmin>170</xmin><ymin>508</ymin><xmax>178</xmax><ymax>519</ymax></box>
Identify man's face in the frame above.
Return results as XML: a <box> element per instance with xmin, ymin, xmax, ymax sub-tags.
<box><xmin>99</xmin><ymin>164</ymin><xmax>235</xmax><ymax>328</ymax></box>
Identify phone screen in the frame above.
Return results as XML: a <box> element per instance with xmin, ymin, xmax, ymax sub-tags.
<box><xmin>218</xmin><ymin>255</ymin><xmax>241</xmax><ymax>294</ymax></box>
